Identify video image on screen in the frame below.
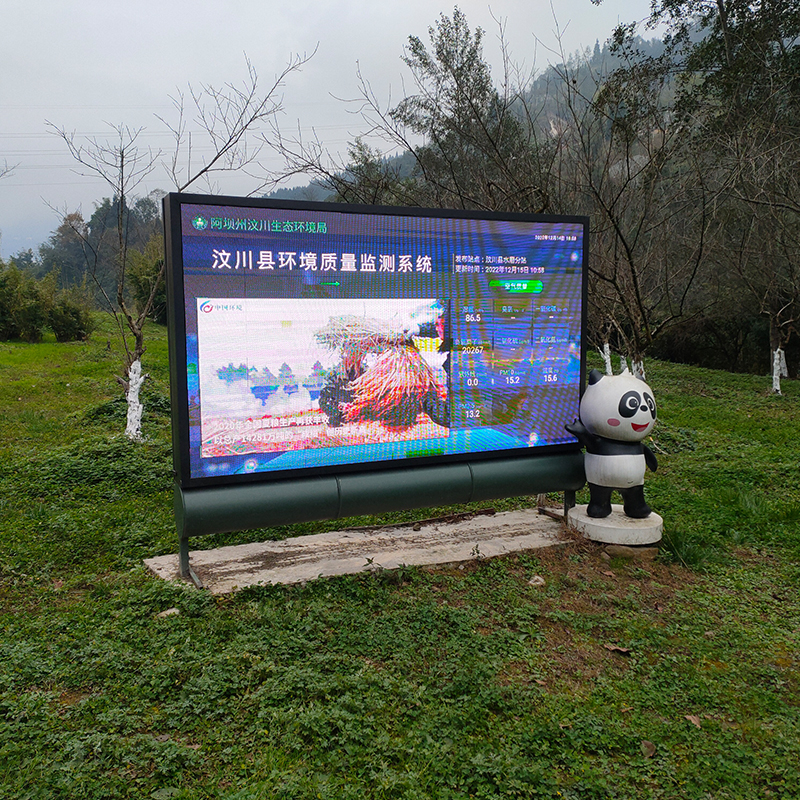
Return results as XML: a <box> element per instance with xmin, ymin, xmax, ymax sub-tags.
<box><xmin>196</xmin><ymin>298</ymin><xmax>450</xmax><ymax>459</ymax></box>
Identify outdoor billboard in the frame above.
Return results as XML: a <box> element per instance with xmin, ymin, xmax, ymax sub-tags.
<box><xmin>164</xmin><ymin>194</ymin><xmax>587</xmax><ymax>489</ymax></box>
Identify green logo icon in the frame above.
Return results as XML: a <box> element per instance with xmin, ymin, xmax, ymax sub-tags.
<box><xmin>191</xmin><ymin>215</ymin><xmax>208</xmax><ymax>231</ymax></box>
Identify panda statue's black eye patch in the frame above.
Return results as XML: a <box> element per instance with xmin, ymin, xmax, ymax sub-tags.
<box><xmin>644</xmin><ymin>392</ymin><xmax>656</xmax><ymax>418</ymax></box>
<box><xmin>619</xmin><ymin>390</ymin><xmax>641</xmax><ymax>417</ymax></box>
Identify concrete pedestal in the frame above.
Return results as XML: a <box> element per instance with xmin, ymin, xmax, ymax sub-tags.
<box><xmin>145</xmin><ymin>508</ymin><xmax>564</xmax><ymax>594</ymax></box>
<box><xmin>568</xmin><ymin>504</ymin><xmax>663</xmax><ymax>545</ymax></box>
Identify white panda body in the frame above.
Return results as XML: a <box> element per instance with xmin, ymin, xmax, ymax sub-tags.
<box><xmin>566</xmin><ymin>368</ymin><xmax>658</xmax><ymax>518</ymax></box>
<box><xmin>585</xmin><ymin>452</ymin><xmax>646</xmax><ymax>488</ymax></box>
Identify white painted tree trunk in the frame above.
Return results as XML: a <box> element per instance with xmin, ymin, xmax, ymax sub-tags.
<box><xmin>631</xmin><ymin>359</ymin><xmax>646</xmax><ymax>380</ymax></box>
<box><xmin>772</xmin><ymin>348</ymin><xmax>788</xmax><ymax>395</ymax></box>
<box><xmin>600</xmin><ymin>342</ymin><xmax>613</xmax><ymax>375</ymax></box>
<box><xmin>125</xmin><ymin>358</ymin><xmax>146</xmax><ymax>441</ymax></box>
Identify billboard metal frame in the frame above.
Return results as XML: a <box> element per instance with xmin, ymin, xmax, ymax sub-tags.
<box><xmin>164</xmin><ymin>193</ymin><xmax>588</xmax><ymax>579</ymax></box>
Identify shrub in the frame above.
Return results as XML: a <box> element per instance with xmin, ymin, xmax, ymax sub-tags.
<box><xmin>0</xmin><ymin>261</ymin><xmax>52</xmax><ymax>342</ymax></box>
<box><xmin>49</xmin><ymin>284</ymin><xmax>96</xmax><ymax>342</ymax></box>
<box><xmin>0</xmin><ymin>260</ymin><xmax>95</xmax><ymax>342</ymax></box>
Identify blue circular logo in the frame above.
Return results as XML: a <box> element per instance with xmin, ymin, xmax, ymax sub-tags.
<box><xmin>191</xmin><ymin>215</ymin><xmax>208</xmax><ymax>231</ymax></box>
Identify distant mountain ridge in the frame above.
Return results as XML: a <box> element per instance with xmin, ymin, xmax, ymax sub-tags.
<box><xmin>264</xmin><ymin>37</ymin><xmax>666</xmax><ymax>203</ymax></box>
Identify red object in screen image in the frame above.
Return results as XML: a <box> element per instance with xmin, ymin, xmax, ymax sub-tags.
<box><xmin>317</xmin><ymin>300</ymin><xmax>449</xmax><ymax>431</ymax></box>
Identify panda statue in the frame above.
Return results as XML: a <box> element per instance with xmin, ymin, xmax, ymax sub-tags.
<box><xmin>566</xmin><ymin>368</ymin><xmax>657</xmax><ymax>519</ymax></box>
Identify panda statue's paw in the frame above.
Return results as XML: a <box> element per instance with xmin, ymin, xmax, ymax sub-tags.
<box><xmin>623</xmin><ymin>504</ymin><xmax>652</xmax><ymax>518</ymax></box>
<box><xmin>586</xmin><ymin>484</ymin><xmax>613</xmax><ymax>518</ymax></box>
<box><xmin>587</xmin><ymin>501</ymin><xmax>613</xmax><ymax>518</ymax></box>
<box><xmin>620</xmin><ymin>486</ymin><xmax>652</xmax><ymax>518</ymax></box>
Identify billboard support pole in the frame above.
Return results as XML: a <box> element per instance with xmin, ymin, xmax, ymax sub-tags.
<box><xmin>176</xmin><ymin>489</ymin><xmax>204</xmax><ymax>586</ymax></box>
<box><xmin>179</xmin><ymin>536</ymin><xmax>190</xmax><ymax>578</ymax></box>
<box><xmin>178</xmin><ymin>538</ymin><xmax>203</xmax><ymax>588</ymax></box>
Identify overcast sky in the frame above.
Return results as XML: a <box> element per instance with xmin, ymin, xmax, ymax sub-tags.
<box><xmin>0</xmin><ymin>1</ymin><xmax>657</xmax><ymax>258</ymax></box>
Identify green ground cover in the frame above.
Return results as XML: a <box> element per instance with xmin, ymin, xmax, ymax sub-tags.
<box><xmin>0</xmin><ymin>322</ymin><xmax>798</xmax><ymax>799</ymax></box>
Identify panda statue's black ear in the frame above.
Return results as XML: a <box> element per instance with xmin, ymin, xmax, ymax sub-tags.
<box><xmin>588</xmin><ymin>369</ymin><xmax>604</xmax><ymax>385</ymax></box>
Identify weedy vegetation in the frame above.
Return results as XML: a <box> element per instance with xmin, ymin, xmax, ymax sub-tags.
<box><xmin>0</xmin><ymin>319</ymin><xmax>798</xmax><ymax>799</ymax></box>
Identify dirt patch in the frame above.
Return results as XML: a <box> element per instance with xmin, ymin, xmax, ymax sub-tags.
<box><xmin>57</xmin><ymin>688</ymin><xmax>91</xmax><ymax>709</ymax></box>
<box><xmin>497</xmin><ymin>529</ymin><xmax>695</xmax><ymax>690</ymax></box>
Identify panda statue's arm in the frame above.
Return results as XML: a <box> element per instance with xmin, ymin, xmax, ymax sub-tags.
<box><xmin>565</xmin><ymin>419</ymin><xmax>597</xmax><ymax>451</ymax></box>
<box><xmin>643</xmin><ymin>443</ymin><xmax>658</xmax><ymax>472</ymax></box>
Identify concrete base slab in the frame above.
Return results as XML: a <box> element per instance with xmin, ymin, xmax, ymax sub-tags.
<box><xmin>568</xmin><ymin>504</ymin><xmax>663</xmax><ymax>545</ymax></box>
<box><xmin>144</xmin><ymin>509</ymin><xmax>565</xmax><ymax>594</ymax></box>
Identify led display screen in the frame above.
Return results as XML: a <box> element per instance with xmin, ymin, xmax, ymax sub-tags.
<box><xmin>164</xmin><ymin>194</ymin><xmax>586</xmax><ymax>488</ymax></box>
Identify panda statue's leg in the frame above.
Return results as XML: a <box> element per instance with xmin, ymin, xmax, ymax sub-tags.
<box><xmin>620</xmin><ymin>485</ymin><xmax>652</xmax><ymax>518</ymax></box>
<box><xmin>587</xmin><ymin>483</ymin><xmax>613</xmax><ymax>518</ymax></box>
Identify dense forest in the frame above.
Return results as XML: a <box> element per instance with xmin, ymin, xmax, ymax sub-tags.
<box><xmin>2</xmin><ymin>1</ymin><xmax>798</xmax><ymax>391</ymax></box>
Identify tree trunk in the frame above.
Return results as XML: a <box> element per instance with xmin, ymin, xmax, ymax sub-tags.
<box><xmin>125</xmin><ymin>358</ymin><xmax>147</xmax><ymax>440</ymax></box>
<box><xmin>599</xmin><ymin>342</ymin><xmax>613</xmax><ymax>375</ymax></box>
<box><xmin>769</xmin><ymin>314</ymin><xmax>788</xmax><ymax>395</ymax></box>
<box><xmin>772</xmin><ymin>347</ymin><xmax>788</xmax><ymax>395</ymax></box>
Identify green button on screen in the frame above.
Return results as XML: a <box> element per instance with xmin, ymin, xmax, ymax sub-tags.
<box><xmin>489</xmin><ymin>280</ymin><xmax>544</xmax><ymax>293</ymax></box>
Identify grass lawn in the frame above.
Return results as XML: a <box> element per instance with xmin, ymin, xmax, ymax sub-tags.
<box><xmin>0</xmin><ymin>319</ymin><xmax>798</xmax><ymax>799</ymax></box>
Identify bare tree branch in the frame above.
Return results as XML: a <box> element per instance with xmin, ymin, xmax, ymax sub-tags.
<box><xmin>158</xmin><ymin>51</ymin><xmax>316</xmax><ymax>194</ymax></box>
<box><xmin>0</xmin><ymin>160</ymin><xmax>17</xmax><ymax>181</ymax></box>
